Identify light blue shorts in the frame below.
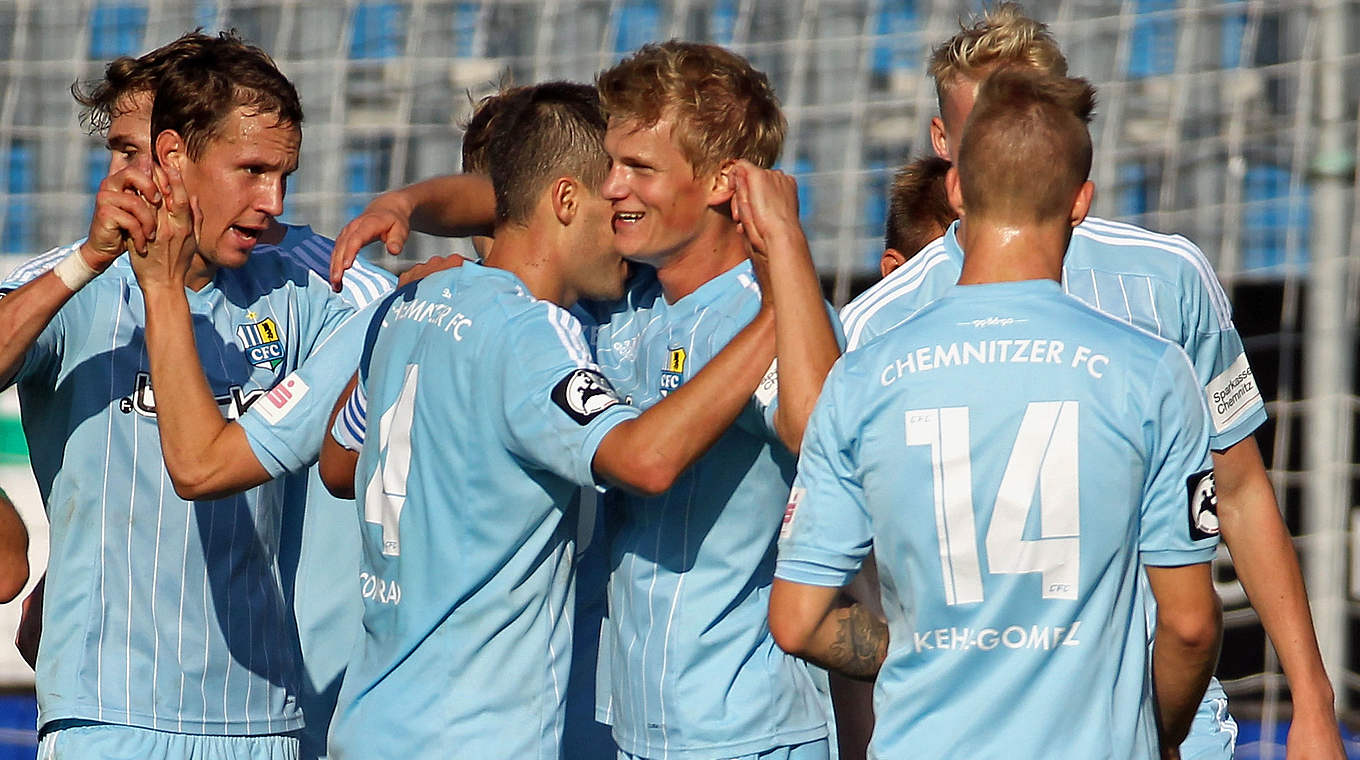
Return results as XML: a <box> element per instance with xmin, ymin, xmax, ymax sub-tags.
<box><xmin>1179</xmin><ymin>692</ymin><xmax>1238</xmax><ymax>760</ymax></box>
<box><xmin>38</xmin><ymin>723</ymin><xmax>299</xmax><ymax>760</ymax></box>
<box><xmin>618</xmin><ymin>738</ymin><xmax>830</xmax><ymax>760</ymax></box>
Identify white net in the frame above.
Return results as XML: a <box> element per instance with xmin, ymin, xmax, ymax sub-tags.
<box><xmin>0</xmin><ymin>0</ymin><xmax>1357</xmax><ymax>754</ymax></box>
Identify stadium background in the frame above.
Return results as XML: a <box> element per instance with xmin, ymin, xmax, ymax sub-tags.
<box><xmin>0</xmin><ymin>0</ymin><xmax>1355</xmax><ymax>756</ymax></box>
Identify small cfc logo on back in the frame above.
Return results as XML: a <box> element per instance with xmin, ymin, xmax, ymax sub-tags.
<box><xmin>1186</xmin><ymin>470</ymin><xmax>1219</xmax><ymax>541</ymax></box>
<box><xmin>660</xmin><ymin>347</ymin><xmax>686</xmax><ymax>396</ymax></box>
<box><xmin>237</xmin><ymin>315</ymin><xmax>284</xmax><ymax>370</ymax></box>
<box><xmin>552</xmin><ymin>368</ymin><xmax>623</xmax><ymax>425</ymax></box>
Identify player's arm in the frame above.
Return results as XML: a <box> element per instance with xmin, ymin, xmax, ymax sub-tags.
<box><xmin>319</xmin><ymin>372</ymin><xmax>362</xmax><ymax>499</ymax></box>
<box><xmin>330</xmin><ymin>174</ymin><xmax>495</xmax><ymax>291</ymax></box>
<box><xmin>731</xmin><ymin>161</ymin><xmax>840</xmax><ymax>453</ymax></box>
<box><xmin>15</xmin><ymin>574</ymin><xmax>43</xmax><ymax>669</ymax></box>
<box><xmin>0</xmin><ymin>167</ymin><xmax>158</xmax><ymax>386</ymax></box>
<box><xmin>1146</xmin><ymin>563</ymin><xmax>1222</xmax><ymax>755</ymax></box>
<box><xmin>1213</xmin><ymin>437</ymin><xmax>1343</xmax><ymax>757</ymax></box>
<box><xmin>768</xmin><ymin>580</ymin><xmax>887</xmax><ymax>681</ymax></box>
<box><xmin>131</xmin><ymin>165</ymin><xmax>271</xmax><ymax>499</ymax></box>
<box><xmin>593</xmin><ymin>306</ymin><xmax>775</xmax><ymax>495</ymax></box>
<box><xmin>0</xmin><ymin>488</ymin><xmax>28</xmax><ymax>602</ymax></box>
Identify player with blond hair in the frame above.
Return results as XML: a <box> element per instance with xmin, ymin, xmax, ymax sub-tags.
<box><xmin>840</xmin><ymin>4</ymin><xmax>1343</xmax><ymax>758</ymax></box>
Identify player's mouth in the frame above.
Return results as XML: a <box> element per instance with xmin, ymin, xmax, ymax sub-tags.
<box><xmin>612</xmin><ymin>211</ymin><xmax>644</xmax><ymax>231</ymax></box>
<box><xmin>229</xmin><ymin>224</ymin><xmax>265</xmax><ymax>247</ymax></box>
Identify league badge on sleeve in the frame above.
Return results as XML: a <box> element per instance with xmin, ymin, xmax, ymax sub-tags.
<box><xmin>1186</xmin><ymin>470</ymin><xmax>1219</xmax><ymax>540</ymax></box>
<box><xmin>553</xmin><ymin>368</ymin><xmax>623</xmax><ymax>425</ymax></box>
<box><xmin>236</xmin><ymin>314</ymin><xmax>285</xmax><ymax>370</ymax></box>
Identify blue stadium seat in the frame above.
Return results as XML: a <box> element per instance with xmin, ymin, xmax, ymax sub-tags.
<box><xmin>864</xmin><ymin>158</ymin><xmax>889</xmax><ymax>266</ymax></box>
<box><xmin>710</xmin><ymin>0</ymin><xmax>737</xmax><ymax>44</ymax></box>
<box><xmin>452</xmin><ymin>1</ymin><xmax>480</xmax><ymax>57</ymax></box>
<box><xmin>88</xmin><ymin>2</ymin><xmax>148</xmax><ymax>60</ymax></box>
<box><xmin>4</xmin><ymin>142</ymin><xmax>34</xmax><ymax>254</ymax></box>
<box><xmin>351</xmin><ymin>1</ymin><xmax>405</xmax><ymax>60</ymax></box>
<box><xmin>1127</xmin><ymin>0</ymin><xmax>1178</xmax><ymax>78</ymax></box>
<box><xmin>1243</xmin><ymin>164</ymin><xmax>1309</xmax><ymax>272</ymax></box>
<box><xmin>344</xmin><ymin>142</ymin><xmax>392</xmax><ymax>222</ymax></box>
<box><xmin>615</xmin><ymin>0</ymin><xmax>660</xmax><ymax>54</ymax></box>
<box><xmin>872</xmin><ymin>3</ymin><xmax>919</xmax><ymax>79</ymax></box>
<box><xmin>1116</xmin><ymin>161</ymin><xmax>1152</xmax><ymax>218</ymax></box>
<box><xmin>1220</xmin><ymin>0</ymin><xmax>1248</xmax><ymax>68</ymax></box>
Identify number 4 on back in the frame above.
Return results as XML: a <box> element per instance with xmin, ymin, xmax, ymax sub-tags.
<box><xmin>906</xmin><ymin>401</ymin><xmax>1081</xmax><ymax>606</ymax></box>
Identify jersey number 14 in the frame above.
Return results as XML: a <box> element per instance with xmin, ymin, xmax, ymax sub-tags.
<box><xmin>906</xmin><ymin>401</ymin><xmax>1081</xmax><ymax>606</ymax></box>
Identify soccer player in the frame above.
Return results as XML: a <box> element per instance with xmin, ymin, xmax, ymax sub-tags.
<box><xmin>837</xmin><ymin>6</ymin><xmax>1342</xmax><ymax>757</ymax></box>
<box><xmin>0</xmin><ymin>36</ymin><xmax>344</xmax><ymax>758</ymax></box>
<box><xmin>0</xmin><ymin>33</ymin><xmax>394</xmax><ymax>759</ymax></box>
<box><xmin>329</xmin><ymin>42</ymin><xmax>842</xmax><ymax>760</ymax></box>
<box><xmin>879</xmin><ymin>155</ymin><xmax>954</xmax><ymax>277</ymax></box>
<box><xmin>771</xmin><ymin>69</ymin><xmax>1223</xmax><ymax>759</ymax></box>
<box><xmin>0</xmin><ymin>487</ymin><xmax>28</xmax><ymax>603</ymax></box>
<box><xmin>324</xmin><ymin>81</ymin><xmax>781</xmax><ymax>760</ymax></box>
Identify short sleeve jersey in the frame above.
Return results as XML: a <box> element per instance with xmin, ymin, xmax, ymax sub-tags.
<box><xmin>0</xmin><ymin>249</ymin><xmax>355</xmax><ymax>734</ymax></box>
<box><xmin>839</xmin><ymin>218</ymin><xmax>1265</xmax><ymax>450</ymax></box>
<box><xmin>583</xmin><ymin>261</ymin><xmax>827</xmax><ymax>760</ymax></box>
<box><xmin>778</xmin><ymin>279</ymin><xmax>1217</xmax><ymax>759</ymax></box>
<box><xmin>328</xmin><ymin>263</ymin><xmax>639</xmax><ymax>760</ymax></box>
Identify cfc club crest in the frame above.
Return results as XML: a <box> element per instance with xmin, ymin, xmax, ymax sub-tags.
<box><xmin>237</xmin><ymin>316</ymin><xmax>285</xmax><ymax>370</ymax></box>
<box><xmin>660</xmin><ymin>346</ymin><xmax>686</xmax><ymax>396</ymax></box>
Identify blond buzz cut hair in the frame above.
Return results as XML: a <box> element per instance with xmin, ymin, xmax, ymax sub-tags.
<box><xmin>928</xmin><ymin>3</ymin><xmax>1068</xmax><ymax>107</ymax></box>
<box><xmin>596</xmin><ymin>40</ymin><xmax>785</xmax><ymax>176</ymax></box>
<box><xmin>957</xmin><ymin>68</ymin><xmax>1096</xmax><ymax>225</ymax></box>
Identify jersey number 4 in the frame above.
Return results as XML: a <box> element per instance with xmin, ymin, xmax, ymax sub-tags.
<box><xmin>906</xmin><ymin>401</ymin><xmax>1081</xmax><ymax>606</ymax></box>
<box><xmin>363</xmin><ymin>364</ymin><xmax>420</xmax><ymax>556</ymax></box>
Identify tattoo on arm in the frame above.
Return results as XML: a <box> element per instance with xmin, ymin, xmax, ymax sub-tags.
<box><xmin>821</xmin><ymin>601</ymin><xmax>888</xmax><ymax>681</ymax></box>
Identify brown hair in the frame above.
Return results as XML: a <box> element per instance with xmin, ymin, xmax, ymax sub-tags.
<box><xmin>487</xmin><ymin>82</ymin><xmax>609</xmax><ymax>225</ymax></box>
<box><xmin>928</xmin><ymin>3</ymin><xmax>1067</xmax><ymax>108</ymax></box>
<box><xmin>71</xmin><ymin>30</ymin><xmax>220</xmax><ymax>135</ymax></box>
<box><xmin>150</xmin><ymin>32</ymin><xmax>303</xmax><ymax>161</ymax></box>
<box><xmin>597</xmin><ymin>40</ymin><xmax>784</xmax><ymax>175</ymax></box>
<box><xmin>885</xmin><ymin>155</ymin><xmax>956</xmax><ymax>255</ymax></box>
<box><xmin>957</xmin><ymin>69</ymin><xmax>1095</xmax><ymax>224</ymax></box>
<box><xmin>461</xmin><ymin>85</ymin><xmax>529</xmax><ymax>176</ymax></box>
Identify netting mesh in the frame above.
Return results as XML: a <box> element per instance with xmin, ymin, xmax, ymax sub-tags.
<box><xmin>0</xmin><ymin>1</ymin><xmax>1357</xmax><ymax>754</ymax></box>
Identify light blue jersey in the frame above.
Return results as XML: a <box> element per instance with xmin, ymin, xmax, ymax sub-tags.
<box><xmin>840</xmin><ymin>218</ymin><xmax>1265</xmax><ymax>451</ymax></box>
<box><xmin>779</xmin><ymin>279</ymin><xmax>1218</xmax><ymax>760</ymax></box>
<box><xmin>584</xmin><ymin>261</ymin><xmax>828</xmax><ymax>760</ymax></box>
<box><xmin>328</xmin><ymin>263</ymin><xmax>640</xmax><ymax>760</ymax></box>
<box><xmin>265</xmin><ymin>226</ymin><xmax>394</xmax><ymax>760</ymax></box>
<box><xmin>0</xmin><ymin>247</ymin><xmax>355</xmax><ymax>735</ymax></box>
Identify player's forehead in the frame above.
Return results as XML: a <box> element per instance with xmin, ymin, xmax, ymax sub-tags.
<box><xmin>605</xmin><ymin>114</ymin><xmax>688</xmax><ymax>165</ymax></box>
<box><xmin>107</xmin><ymin>90</ymin><xmax>153</xmax><ymax>143</ymax></box>
<box><xmin>200</xmin><ymin>107</ymin><xmax>301</xmax><ymax>168</ymax></box>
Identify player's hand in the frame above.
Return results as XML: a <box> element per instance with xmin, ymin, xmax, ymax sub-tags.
<box><xmin>15</xmin><ymin>575</ymin><xmax>44</xmax><ymax>670</ymax></box>
<box><xmin>397</xmin><ymin>254</ymin><xmax>467</xmax><ymax>288</ymax></box>
<box><xmin>1285</xmin><ymin>706</ymin><xmax>1347</xmax><ymax>760</ymax></box>
<box><xmin>80</xmin><ymin>165</ymin><xmax>162</xmax><ymax>272</ymax></box>
<box><xmin>129</xmin><ymin>164</ymin><xmax>196</xmax><ymax>292</ymax></box>
<box><xmin>331</xmin><ymin>192</ymin><xmax>415</xmax><ymax>292</ymax></box>
<box><xmin>730</xmin><ymin>160</ymin><xmax>805</xmax><ymax>261</ymax></box>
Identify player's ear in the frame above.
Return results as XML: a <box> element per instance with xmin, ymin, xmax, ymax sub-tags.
<box><xmin>945</xmin><ymin>166</ymin><xmax>964</xmax><ymax>218</ymax></box>
<box><xmin>880</xmin><ymin>248</ymin><xmax>908</xmax><ymax>278</ymax></box>
<box><xmin>154</xmin><ymin>129</ymin><xmax>187</xmax><ymax>171</ymax></box>
<box><xmin>1070</xmin><ymin>180</ymin><xmax>1095</xmax><ymax>228</ymax></box>
<box><xmin>552</xmin><ymin>177</ymin><xmax>578</xmax><ymax>225</ymax></box>
<box><xmin>708</xmin><ymin>159</ymin><xmax>738</xmax><ymax>206</ymax></box>
<box><xmin>929</xmin><ymin>117</ymin><xmax>951</xmax><ymax>161</ymax></box>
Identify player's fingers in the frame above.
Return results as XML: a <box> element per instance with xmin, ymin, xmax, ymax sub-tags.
<box><xmin>107</xmin><ymin>166</ymin><xmax>161</xmax><ymax>205</ymax></box>
<box><xmin>99</xmin><ymin>190</ymin><xmax>158</xmax><ymax>242</ymax></box>
<box><xmin>100</xmin><ymin>206</ymin><xmax>149</xmax><ymax>254</ymax></box>
<box><xmin>332</xmin><ymin>216</ymin><xmax>385</xmax><ymax>289</ymax></box>
<box><xmin>383</xmin><ymin>223</ymin><xmax>408</xmax><ymax>256</ymax></box>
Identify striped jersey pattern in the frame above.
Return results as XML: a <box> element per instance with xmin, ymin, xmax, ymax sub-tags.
<box><xmin>1</xmin><ymin>241</ymin><xmax>355</xmax><ymax>735</ymax></box>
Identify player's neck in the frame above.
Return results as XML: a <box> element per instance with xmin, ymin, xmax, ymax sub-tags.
<box><xmin>654</xmin><ymin>219</ymin><xmax>748</xmax><ymax>304</ymax></box>
<box><xmin>956</xmin><ymin>217</ymin><xmax>1068</xmax><ymax>285</ymax></box>
<box><xmin>185</xmin><ymin>253</ymin><xmax>217</xmax><ymax>292</ymax></box>
<box><xmin>485</xmin><ymin>223</ymin><xmax>573</xmax><ymax>307</ymax></box>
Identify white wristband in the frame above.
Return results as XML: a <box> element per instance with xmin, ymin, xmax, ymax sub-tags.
<box><xmin>52</xmin><ymin>250</ymin><xmax>99</xmax><ymax>291</ymax></box>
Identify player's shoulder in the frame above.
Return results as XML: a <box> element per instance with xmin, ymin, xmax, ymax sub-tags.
<box><xmin>1069</xmin><ymin>217</ymin><xmax>1230</xmax><ymax>311</ymax></box>
<box><xmin>840</xmin><ymin>236</ymin><xmax>960</xmax><ymax>349</ymax></box>
<box><xmin>0</xmin><ymin>240</ymin><xmax>83</xmax><ymax>293</ymax></box>
<box><xmin>1058</xmin><ymin>287</ymin><xmax>1188</xmax><ymax>364</ymax></box>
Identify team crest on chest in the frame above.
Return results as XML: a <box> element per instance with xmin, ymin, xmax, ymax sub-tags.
<box><xmin>660</xmin><ymin>346</ymin><xmax>686</xmax><ymax>396</ymax></box>
<box><xmin>236</xmin><ymin>314</ymin><xmax>285</xmax><ymax>370</ymax></box>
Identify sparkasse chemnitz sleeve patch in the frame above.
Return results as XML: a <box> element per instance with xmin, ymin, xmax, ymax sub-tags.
<box><xmin>1186</xmin><ymin>470</ymin><xmax>1219</xmax><ymax>540</ymax></box>
<box><xmin>552</xmin><ymin>368</ymin><xmax>623</xmax><ymax>425</ymax></box>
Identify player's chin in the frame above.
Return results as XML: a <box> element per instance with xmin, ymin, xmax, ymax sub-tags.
<box><xmin>210</xmin><ymin>238</ymin><xmax>255</xmax><ymax>269</ymax></box>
